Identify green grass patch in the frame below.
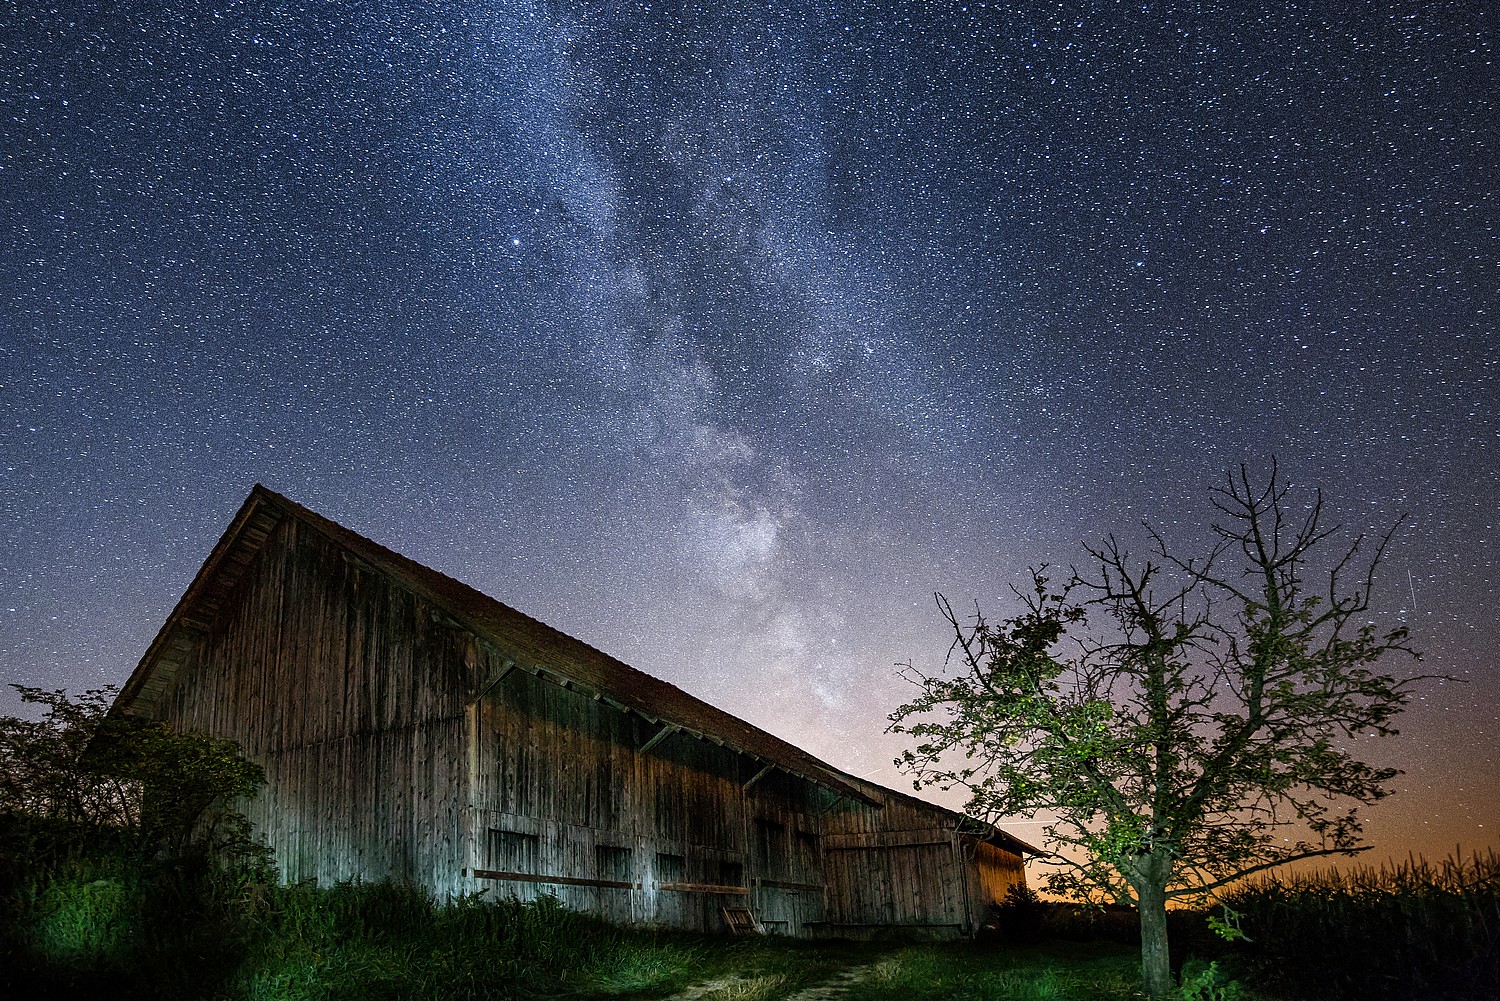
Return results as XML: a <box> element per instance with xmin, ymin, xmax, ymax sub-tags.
<box><xmin>234</xmin><ymin>884</ymin><xmax>702</xmax><ymax>1001</ymax></box>
<box><xmin>844</xmin><ymin>939</ymin><xmax>1151</xmax><ymax>1001</ymax></box>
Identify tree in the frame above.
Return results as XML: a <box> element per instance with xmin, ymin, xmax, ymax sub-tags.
<box><xmin>889</xmin><ymin>464</ymin><xmax>1429</xmax><ymax>997</ymax></box>
<box><xmin>0</xmin><ymin>686</ymin><xmax>138</xmax><ymax>834</ymax></box>
<box><xmin>0</xmin><ymin>685</ymin><xmax>267</xmax><ymax>867</ymax></box>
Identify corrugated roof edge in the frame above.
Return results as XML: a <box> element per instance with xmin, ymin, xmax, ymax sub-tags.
<box><xmin>112</xmin><ymin>484</ymin><xmax>1040</xmax><ymax>852</ymax></box>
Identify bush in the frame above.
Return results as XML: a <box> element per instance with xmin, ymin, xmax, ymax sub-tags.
<box><xmin>0</xmin><ymin>685</ymin><xmax>275</xmax><ymax>998</ymax></box>
<box><xmin>989</xmin><ymin>883</ymin><xmax>1046</xmax><ymax>943</ymax></box>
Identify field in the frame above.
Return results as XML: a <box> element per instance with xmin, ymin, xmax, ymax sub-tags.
<box><xmin>0</xmin><ymin>873</ymin><xmax>1226</xmax><ymax>1001</ymax></box>
<box><xmin>4</xmin><ymin>849</ymin><xmax>1497</xmax><ymax>1000</ymax></box>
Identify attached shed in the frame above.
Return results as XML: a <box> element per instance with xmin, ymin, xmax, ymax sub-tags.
<box><xmin>111</xmin><ymin>486</ymin><xmax>1032</xmax><ymax>937</ymax></box>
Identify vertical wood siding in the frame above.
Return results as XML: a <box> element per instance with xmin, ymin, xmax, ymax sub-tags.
<box><xmin>154</xmin><ymin>519</ymin><xmax>469</xmax><ymax>896</ymax></box>
<box><xmin>144</xmin><ymin>508</ymin><xmax>1026</xmax><ymax>935</ymax></box>
<box><xmin>471</xmin><ymin>661</ymin><xmax>814</xmax><ymax>932</ymax></box>
<box><xmin>966</xmin><ymin>840</ymin><xmax>1026</xmax><ymax>915</ymax></box>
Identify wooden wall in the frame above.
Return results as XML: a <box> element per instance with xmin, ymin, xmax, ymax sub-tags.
<box><xmin>468</xmin><ymin>649</ymin><xmax>831</xmax><ymax>933</ymax></box>
<box><xmin>966</xmin><ymin>840</ymin><xmax>1027</xmax><ymax>916</ymax></box>
<box><xmin>818</xmin><ymin>779</ymin><xmax>1026</xmax><ymax>936</ymax></box>
<box><xmin>153</xmin><ymin>518</ymin><xmax>471</xmax><ymax>896</ymax></box>
<box><xmin>147</xmin><ymin>509</ymin><xmax>1025</xmax><ymax>936</ymax></box>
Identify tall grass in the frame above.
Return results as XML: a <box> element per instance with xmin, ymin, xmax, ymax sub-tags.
<box><xmin>235</xmin><ymin>882</ymin><xmax>734</xmax><ymax>1001</ymax></box>
<box><xmin>1</xmin><ymin>852</ymin><xmax>821</xmax><ymax>1001</ymax></box>
<box><xmin>10</xmin><ymin>834</ymin><xmax>1495</xmax><ymax>1000</ymax></box>
<box><xmin>1222</xmin><ymin>850</ymin><xmax>1500</xmax><ymax>1000</ymax></box>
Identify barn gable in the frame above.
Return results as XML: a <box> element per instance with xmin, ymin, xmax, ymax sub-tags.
<box><xmin>113</xmin><ymin>486</ymin><xmax>1031</xmax><ymax>936</ymax></box>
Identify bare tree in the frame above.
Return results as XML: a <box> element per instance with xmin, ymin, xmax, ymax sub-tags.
<box><xmin>890</xmin><ymin>464</ymin><xmax>1431</xmax><ymax>997</ymax></box>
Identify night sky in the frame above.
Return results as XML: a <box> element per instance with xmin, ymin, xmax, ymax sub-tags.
<box><xmin>2</xmin><ymin>1</ymin><xmax>1494</xmax><ymax>868</ymax></box>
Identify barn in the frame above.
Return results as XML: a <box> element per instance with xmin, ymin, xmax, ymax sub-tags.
<box><xmin>110</xmin><ymin>485</ymin><xmax>1032</xmax><ymax>937</ymax></box>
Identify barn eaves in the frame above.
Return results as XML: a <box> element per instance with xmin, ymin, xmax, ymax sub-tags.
<box><xmin>113</xmin><ymin>484</ymin><xmax>882</xmax><ymax>808</ymax></box>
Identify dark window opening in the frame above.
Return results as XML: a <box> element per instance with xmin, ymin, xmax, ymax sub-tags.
<box><xmin>655</xmin><ymin>852</ymin><xmax>686</xmax><ymax>884</ymax></box>
<box><xmin>596</xmin><ymin>844</ymin><xmax>632</xmax><ymax>882</ymax></box>
<box><xmin>717</xmin><ymin>860</ymin><xmax>744</xmax><ymax>887</ymax></box>
<box><xmin>488</xmin><ymin>829</ymin><xmax>540</xmax><ymax>873</ymax></box>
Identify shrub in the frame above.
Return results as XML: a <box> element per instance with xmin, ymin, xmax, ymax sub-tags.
<box><xmin>990</xmin><ymin>883</ymin><xmax>1046</xmax><ymax>943</ymax></box>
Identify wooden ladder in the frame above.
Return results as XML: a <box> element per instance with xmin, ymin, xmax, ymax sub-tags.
<box><xmin>720</xmin><ymin>905</ymin><xmax>764</xmax><ymax>935</ymax></box>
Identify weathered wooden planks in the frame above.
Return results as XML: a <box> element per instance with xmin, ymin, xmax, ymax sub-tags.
<box><xmin>137</xmin><ymin>491</ymin><xmax>1029</xmax><ymax>938</ymax></box>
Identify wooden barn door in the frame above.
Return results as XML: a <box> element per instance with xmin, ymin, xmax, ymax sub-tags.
<box><xmin>824</xmin><ymin>834</ymin><xmax>967</xmax><ymax>933</ymax></box>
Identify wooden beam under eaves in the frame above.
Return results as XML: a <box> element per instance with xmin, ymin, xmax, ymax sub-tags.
<box><xmin>639</xmin><ymin>724</ymin><xmax>677</xmax><ymax>754</ymax></box>
<box><xmin>470</xmin><ymin>659</ymin><xmax>516</xmax><ymax>704</ymax></box>
<box><xmin>743</xmin><ymin>763</ymin><xmax>775</xmax><ymax>789</ymax></box>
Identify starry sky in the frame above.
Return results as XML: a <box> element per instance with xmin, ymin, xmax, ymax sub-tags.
<box><xmin>2</xmin><ymin>1</ymin><xmax>1494</xmax><ymax>868</ymax></box>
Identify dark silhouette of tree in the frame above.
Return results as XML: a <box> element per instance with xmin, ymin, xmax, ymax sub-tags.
<box><xmin>890</xmin><ymin>463</ymin><xmax>1431</xmax><ymax>997</ymax></box>
<box><xmin>0</xmin><ymin>685</ymin><xmax>266</xmax><ymax>865</ymax></box>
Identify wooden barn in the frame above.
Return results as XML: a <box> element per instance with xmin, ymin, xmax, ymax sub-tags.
<box><xmin>110</xmin><ymin>486</ymin><xmax>1032</xmax><ymax>937</ymax></box>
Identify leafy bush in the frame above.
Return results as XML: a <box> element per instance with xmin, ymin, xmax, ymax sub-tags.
<box><xmin>0</xmin><ymin>685</ymin><xmax>274</xmax><ymax>998</ymax></box>
<box><xmin>1</xmin><ymin>684</ymin><xmax>269</xmax><ymax>865</ymax></box>
<box><xmin>1177</xmin><ymin>959</ymin><xmax>1245</xmax><ymax>1001</ymax></box>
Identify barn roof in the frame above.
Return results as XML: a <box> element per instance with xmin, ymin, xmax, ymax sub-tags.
<box><xmin>114</xmin><ymin>485</ymin><xmax>1037</xmax><ymax>844</ymax></box>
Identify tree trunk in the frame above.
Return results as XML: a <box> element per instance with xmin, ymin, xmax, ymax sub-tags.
<box><xmin>1137</xmin><ymin>879</ymin><xmax>1173</xmax><ymax>997</ymax></box>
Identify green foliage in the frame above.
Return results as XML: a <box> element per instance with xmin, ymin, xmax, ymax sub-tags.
<box><xmin>0</xmin><ymin>685</ymin><xmax>274</xmax><ymax>998</ymax></box>
<box><xmin>0</xmin><ymin>684</ymin><xmax>270</xmax><ymax>867</ymax></box>
<box><xmin>105</xmin><ymin>719</ymin><xmax>268</xmax><ymax>859</ymax></box>
<box><xmin>846</xmin><ymin>940</ymin><xmax>1169</xmax><ymax>1001</ymax></box>
<box><xmin>1203</xmin><ymin>905</ymin><xmax>1249</xmax><ymax>944</ymax></box>
<box><xmin>0</xmin><ymin>686</ymin><xmax>137</xmax><ymax>829</ymax></box>
<box><xmin>1177</xmin><ymin>959</ymin><xmax>1245</xmax><ymax>1001</ymax></box>
<box><xmin>889</xmin><ymin>464</ymin><xmax>1428</xmax><ymax>995</ymax></box>
<box><xmin>1221</xmin><ymin>850</ymin><xmax>1500</xmax><ymax>1000</ymax></box>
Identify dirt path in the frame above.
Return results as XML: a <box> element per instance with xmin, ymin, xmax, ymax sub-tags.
<box><xmin>780</xmin><ymin>962</ymin><xmax>877</xmax><ymax>1000</ymax></box>
<box><xmin>661</xmin><ymin>961</ymin><xmax>878</xmax><ymax>1001</ymax></box>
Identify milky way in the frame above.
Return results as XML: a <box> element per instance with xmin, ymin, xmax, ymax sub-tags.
<box><xmin>2</xmin><ymin>1</ymin><xmax>1494</xmax><ymax>865</ymax></box>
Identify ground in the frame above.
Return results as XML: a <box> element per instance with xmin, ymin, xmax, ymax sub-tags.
<box><xmin>594</xmin><ymin>938</ymin><xmax>1210</xmax><ymax>1001</ymax></box>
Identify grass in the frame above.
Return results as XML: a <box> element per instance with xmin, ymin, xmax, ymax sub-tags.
<box><xmin>5</xmin><ymin>864</ymin><xmax>1172</xmax><ymax>1001</ymax></box>
<box><xmin>845</xmin><ymin>939</ymin><xmax>1169</xmax><ymax>1001</ymax></box>
<box><xmin>9</xmin><ymin>847</ymin><xmax>1496</xmax><ymax>1001</ymax></box>
<box><xmin>2</xmin><ymin>860</ymin><xmax>876</xmax><ymax>1001</ymax></box>
<box><xmin>235</xmin><ymin>884</ymin><xmax>709</xmax><ymax>1001</ymax></box>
